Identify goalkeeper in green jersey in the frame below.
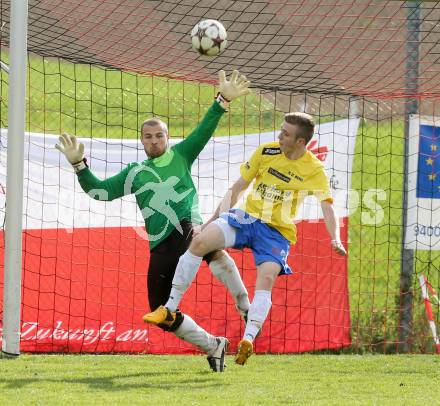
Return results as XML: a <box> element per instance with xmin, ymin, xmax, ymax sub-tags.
<box><xmin>56</xmin><ymin>70</ymin><xmax>251</xmax><ymax>372</ymax></box>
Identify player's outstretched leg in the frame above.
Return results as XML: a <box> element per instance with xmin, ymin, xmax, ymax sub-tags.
<box><xmin>143</xmin><ymin>249</ymin><xmax>204</xmax><ymax>324</ymax></box>
<box><xmin>235</xmin><ymin>289</ymin><xmax>272</xmax><ymax>365</ymax></box>
<box><xmin>142</xmin><ymin>305</ymin><xmax>176</xmax><ymax>327</ymax></box>
<box><xmin>143</xmin><ymin>309</ymin><xmax>229</xmax><ymax>373</ymax></box>
<box><xmin>235</xmin><ymin>289</ymin><xmax>273</xmax><ymax>365</ymax></box>
<box><xmin>235</xmin><ymin>262</ymin><xmax>279</xmax><ymax>366</ymax></box>
<box><xmin>242</xmin><ymin>310</ymin><xmax>262</xmax><ymax>338</ymax></box>
<box><xmin>165</xmin><ymin>250</ymin><xmax>204</xmax><ymax>311</ymax></box>
<box><xmin>235</xmin><ymin>339</ymin><xmax>253</xmax><ymax>365</ymax></box>
<box><xmin>173</xmin><ymin>313</ymin><xmax>229</xmax><ymax>373</ymax></box>
<box><xmin>207</xmin><ymin>337</ymin><xmax>230</xmax><ymax>372</ymax></box>
<box><xmin>208</xmin><ymin>250</ymin><xmax>250</xmax><ymax>316</ymax></box>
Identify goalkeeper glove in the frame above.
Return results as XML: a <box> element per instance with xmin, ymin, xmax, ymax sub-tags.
<box><xmin>216</xmin><ymin>70</ymin><xmax>251</xmax><ymax>108</ymax></box>
<box><xmin>55</xmin><ymin>133</ymin><xmax>87</xmax><ymax>173</ymax></box>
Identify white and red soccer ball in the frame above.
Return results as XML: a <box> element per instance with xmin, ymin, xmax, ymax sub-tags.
<box><xmin>191</xmin><ymin>19</ymin><xmax>227</xmax><ymax>56</ymax></box>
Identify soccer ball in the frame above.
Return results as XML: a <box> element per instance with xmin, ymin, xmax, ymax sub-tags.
<box><xmin>191</xmin><ymin>19</ymin><xmax>227</xmax><ymax>56</ymax></box>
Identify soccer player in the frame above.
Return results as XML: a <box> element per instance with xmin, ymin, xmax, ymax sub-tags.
<box><xmin>143</xmin><ymin>112</ymin><xmax>347</xmax><ymax>365</ymax></box>
<box><xmin>55</xmin><ymin>70</ymin><xmax>251</xmax><ymax>372</ymax></box>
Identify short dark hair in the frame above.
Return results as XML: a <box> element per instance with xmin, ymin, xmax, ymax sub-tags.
<box><xmin>140</xmin><ymin>118</ymin><xmax>168</xmax><ymax>134</ymax></box>
<box><xmin>284</xmin><ymin>112</ymin><xmax>315</xmax><ymax>144</ymax></box>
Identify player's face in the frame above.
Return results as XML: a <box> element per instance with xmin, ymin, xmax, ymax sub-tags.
<box><xmin>278</xmin><ymin>122</ymin><xmax>305</xmax><ymax>154</ymax></box>
<box><xmin>141</xmin><ymin>123</ymin><xmax>169</xmax><ymax>158</ymax></box>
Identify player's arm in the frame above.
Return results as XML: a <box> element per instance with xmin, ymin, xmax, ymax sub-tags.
<box><xmin>55</xmin><ymin>133</ymin><xmax>134</xmax><ymax>201</ymax></box>
<box><xmin>205</xmin><ymin>176</ymin><xmax>250</xmax><ymax>226</ymax></box>
<box><xmin>204</xmin><ymin>144</ymin><xmax>261</xmax><ymax>227</ymax></box>
<box><xmin>173</xmin><ymin>70</ymin><xmax>250</xmax><ymax>164</ymax></box>
<box><xmin>311</xmin><ymin>167</ymin><xmax>347</xmax><ymax>256</ymax></box>
<box><xmin>321</xmin><ymin>200</ymin><xmax>347</xmax><ymax>256</ymax></box>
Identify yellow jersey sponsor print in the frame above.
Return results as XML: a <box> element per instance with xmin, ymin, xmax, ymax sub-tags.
<box><xmin>239</xmin><ymin>142</ymin><xmax>332</xmax><ymax>244</ymax></box>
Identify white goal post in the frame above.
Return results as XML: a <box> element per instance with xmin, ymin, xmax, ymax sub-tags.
<box><xmin>2</xmin><ymin>0</ymin><xmax>28</xmax><ymax>357</ymax></box>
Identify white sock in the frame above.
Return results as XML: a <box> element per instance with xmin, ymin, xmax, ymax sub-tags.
<box><xmin>166</xmin><ymin>250</ymin><xmax>202</xmax><ymax>311</ymax></box>
<box><xmin>209</xmin><ymin>252</ymin><xmax>250</xmax><ymax>315</ymax></box>
<box><xmin>174</xmin><ymin>314</ymin><xmax>218</xmax><ymax>354</ymax></box>
<box><xmin>244</xmin><ymin>290</ymin><xmax>272</xmax><ymax>341</ymax></box>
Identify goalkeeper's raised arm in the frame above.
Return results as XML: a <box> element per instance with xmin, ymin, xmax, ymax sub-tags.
<box><xmin>173</xmin><ymin>69</ymin><xmax>250</xmax><ymax>164</ymax></box>
<box><xmin>55</xmin><ymin>132</ymin><xmax>135</xmax><ymax>201</ymax></box>
<box><xmin>56</xmin><ymin>69</ymin><xmax>251</xmax><ymax>202</ymax></box>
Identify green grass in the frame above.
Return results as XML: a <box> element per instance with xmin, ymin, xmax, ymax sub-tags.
<box><xmin>1</xmin><ymin>354</ymin><xmax>439</xmax><ymax>405</ymax></box>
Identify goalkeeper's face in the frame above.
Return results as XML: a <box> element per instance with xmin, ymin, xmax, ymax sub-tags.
<box><xmin>141</xmin><ymin>122</ymin><xmax>169</xmax><ymax>158</ymax></box>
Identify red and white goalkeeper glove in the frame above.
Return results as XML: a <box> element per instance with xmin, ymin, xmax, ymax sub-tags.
<box><xmin>331</xmin><ymin>239</ymin><xmax>347</xmax><ymax>256</ymax></box>
<box><xmin>55</xmin><ymin>133</ymin><xmax>87</xmax><ymax>173</ymax></box>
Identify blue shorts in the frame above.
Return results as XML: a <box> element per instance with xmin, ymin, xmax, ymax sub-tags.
<box><xmin>220</xmin><ymin>209</ymin><xmax>292</xmax><ymax>275</ymax></box>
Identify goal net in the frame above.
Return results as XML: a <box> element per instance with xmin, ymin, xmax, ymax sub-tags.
<box><xmin>0</xmin><ymin>0</ymin><xmax>439</xmax><ymax>354</ymax></box>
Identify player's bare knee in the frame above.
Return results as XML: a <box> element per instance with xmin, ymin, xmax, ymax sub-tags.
<box><xmin>209</xmin><ymin>250</ymin><xmax>225</xmax><ymax>262</ymax></box>
<box><xmin>258</xmin><ymin>274</ymin><xmax>277</xmax><ymax>290</ymax></box>
<box><xmin>190</xmin><ymin>234</ymin><xmax>210</xmax><ymax>256</ymax></box>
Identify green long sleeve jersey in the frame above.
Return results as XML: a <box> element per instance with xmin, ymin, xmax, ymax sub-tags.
<box><xmin>76</xmin><ymin>101</ymin><xmax>225</xmax><ymax>250</ymax></box>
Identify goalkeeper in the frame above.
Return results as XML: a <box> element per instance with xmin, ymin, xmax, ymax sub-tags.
<box><xmin>56</xmin><ymin>70</ymin><xmax>251</xmax><ymax>373</ymax></box>
<box><xmin>144</xmin><ymin>111</ymin><xmax>347</xmax><ymax>366</ymax></box>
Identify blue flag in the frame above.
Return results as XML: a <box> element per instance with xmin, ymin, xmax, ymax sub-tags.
<box><xmin>417</xmin><ymin>124</ymin><xmax>440</xmax><ymax>198</ymax></box>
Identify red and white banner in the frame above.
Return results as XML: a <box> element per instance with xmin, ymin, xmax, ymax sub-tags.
<box><xmin>0</xmin><ymin>118</ymin><xmax>359</xmax><ymax>353</ymax></box>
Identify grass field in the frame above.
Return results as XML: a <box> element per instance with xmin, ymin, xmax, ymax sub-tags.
<box><xmin>1</xmin><ymin>354</ymin><xmax>439</xmax><ymax>405</ymax></box>
<box><xmin>0</xmin><ymin>52</ymin><xmax>439</xmax><ymax>352</ymax></box>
